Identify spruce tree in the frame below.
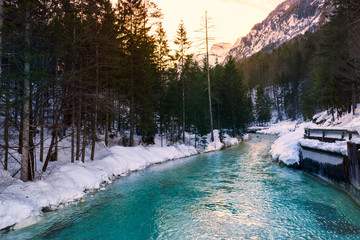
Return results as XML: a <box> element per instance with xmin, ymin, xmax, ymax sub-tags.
<box><xmin>174</xmin><ymin>20</ymin><xmax>191</xmax><ymax>143</ymax></box>
<box><xmin>255</xmin><ymin>85</ymin><xmax>271</xmax><ymax>125</ymax></box>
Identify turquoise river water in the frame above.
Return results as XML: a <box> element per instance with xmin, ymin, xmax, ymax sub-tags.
<box><xmin>3</xmin><ymin>134</ymin><xmax>360</xmax><ymax>239</ymax></box>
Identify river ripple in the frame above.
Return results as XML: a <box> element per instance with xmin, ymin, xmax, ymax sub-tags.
<box><xmin>4</xmin><ymin>134</ymin><xmax>360</xmax><ymax>239</ymax></box>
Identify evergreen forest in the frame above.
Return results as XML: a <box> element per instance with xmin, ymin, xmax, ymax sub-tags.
<box><xmin>0</xmin><ymin>0</ymin><xmax>359</xmax><ymax>182</ymax></box>
<box><xmin>238</xmin><ymin>0</ymin><xmax>360</xmax><ymax>121</ymax></box>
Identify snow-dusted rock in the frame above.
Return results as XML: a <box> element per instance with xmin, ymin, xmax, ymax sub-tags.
<box><xmin>230</xmin><ymin>0</ymin><xmax>329</xmax><ymax>60</ymax></box>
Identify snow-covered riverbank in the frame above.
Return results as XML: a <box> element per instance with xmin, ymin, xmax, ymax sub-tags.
<box><xmin>261</xmin><ymin>107</ymin><xmax>360</xmax><ymax>166</ymax></box>
<box><xmin>0</xmin><ymin>130</ymin><xmax>243</xmax><ymax>231</ymax></box>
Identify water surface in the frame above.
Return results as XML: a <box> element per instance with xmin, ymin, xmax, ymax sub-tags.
<box><xmin>4</xmin><ymin>134</ymin><xmax>360</xmax><ymax>239</ymax></box>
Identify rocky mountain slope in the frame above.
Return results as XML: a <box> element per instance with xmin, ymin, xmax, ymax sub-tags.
<box><xmin>194</xmin><ymin>42</ymin><xmax>232</xmax><ymax>66</ymax></box>
<box><xmin>229</xmin><ymin>0</ymin><xmax>329</xmax><ymax>60</ymax></box>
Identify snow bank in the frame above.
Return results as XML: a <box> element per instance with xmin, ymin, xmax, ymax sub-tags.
<box><xmin>0</xmin><ymin>144</ymin><xmax>197</xmax><ymax>230</ymax></box>
<box><xmin>268</xmin><ymin>106</ymin><xmax>360</xmax><ymax>166</ymax></box>
<box><xmin>204</xmin><ymin>130</ymin><xmax>241</xmax><ymax>152</ymax></box>
<box><xmin>269</xmin><ymin>124</ymin><xmax>307</xmax><ymax>166</ymax></box>
<box><xmin>0</xmin><ymin>131</ymin><xmax>241</xmax><ymax>231</ymax></box>
<box><xmin>257</xmin><ymin>121</ymin><xmax>297</xmax><ymax>136</ymax></box>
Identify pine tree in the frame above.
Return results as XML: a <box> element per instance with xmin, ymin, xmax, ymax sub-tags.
<box><xmin>220</xmin><ymin>56</ymin><xmax>252</xmax><ymax>135</ymax></box>
<box><xmin>255</xmin><ymin>85</ymin><xmax>271</xmax><ymax>126</ymax></box>
<box><xmin>174</xmin><ymin>20</ymin><xmax>191</xmax><ymax>143</ymax></box>
<box><xmin>154</xmin><ymin>23</ymin><xmax>170</xmax><ymax>146</ymax></box>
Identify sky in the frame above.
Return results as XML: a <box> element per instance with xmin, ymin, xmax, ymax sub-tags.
<box><xmin>112</xmin><ymin>0</ymin><xmax>284</xmax><ymax>53</ymax></box>
<box><xmin>151</xmin><ymin>0</ymin><xmax>284</xmax><ymax>52</ymax></box>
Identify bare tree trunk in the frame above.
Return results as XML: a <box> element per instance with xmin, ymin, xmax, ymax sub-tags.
<box><xmin>194</xmin><ymin>112</ymin><xmax>197</xmax><ymax>148</ymax></box>
<box><xmin>77</xmin><ymin>0</ymin><xmax>83</xmax><ymax>160</ymax></box>
<box><xmin>129</xmin><ymin>77</ymin><xmax>134</xmax><ymax>146</ymax></box>
<box><xmin>76</xmin><ymin>81</ymin><xmax>82</xmax><ymax>160</ymax></box>
<box><xmin>205</xmin><ymin>11</ymin><xmax>214</xmax><ymax>142</ymax></box>
<box><xmin>54</xmin><ymin>59</ymin><xmax>58</xmax><ymax>162</ymax></box>
<box><xmin>71</xmin><ymin>106</ymin><xmax>75</xmax><ymax>163</ymax></box>
<box><xmin>129</xmin><ymin>16</ymin><xmax>135</xmax><ymax>146</ymax></box>
<box><xmin>91</xmin><ymin>46</ymin><xmax>99</xmax><ymax>160</ymax></box>
<box><xmin>177</xmin><ymin>120</ymin><xmax>181</xmax><ymax>141</ymax></box>
<box><xmin>105</xmin><ymin>87</ymin><xmax>110</xmax><ymax>147</ymax></box>
<box><xmin>181</xmin><ymin>41</ymin><xmax>185</xmax><ymax>143</ymax></box>
<box><xmin>20</xmin><ymin>8</ymin><xmax>30</xmax><ymax>182</ymax></box>
<box><xmin>40</xmin><ymin>93</ymin><xmax>44</xmax><ymax>162</ymax></box>
<box><xmin>182</xmin><ymin>74</ymin><xmax>185</xmax><ymax>143</ymax></box>
<box><xmin>81</xmin><ymin>107</ymin><xmax>87</xmax><ymax>163</ymax></box>
<box><xmin>160</xmin><ymin>119</ymin><xmax>163</xmax><ymax>147</ymax></box>
<box><xmin>28</xmin><ymin>92</ymin><xmax>36</xmax><ymax>180</ymax></box>
<box><xmin>3</xmin><ymin>0</ymin><xmax>8</xmax><ymax>168</ymax></box>
<box><xmin>42</xmin><ymin>116</ymin><xmax>60</xmax><ymax>173</ymax></box>
<box><xmin>352</xmin><ymin>83</ymin><xmax>356</xmax><ymax>115</ymax></box>
<box><xmin>18</xmin><ymin>106</ymin><xmax>23</xmax><ymax>154</ymax></box>
<box><xmin>71</xmin><ymin>4</ymin><xmax>76</xmax><ymax>163</ymax></box>
<box><xmin>4</xmin><ymin>91</ymin><xmax>9</xmax><ymax>170</ymax></box>
<box><xmin>42</xmin><ymin>133</ymin><xmax>56</xmax><ymax>173</ymax></box>
<box><xmin>171</xmin><ymin>116</ymin><xmax>175</xmax><ymax>143</ymax></box>
<box><xmin>105</xmin><ymin>112</ymin><xmax>109</xmax><ymax>147</ymax></box>
<box><xmin>0</xmin><ymin>0</ymin><xmax>3</xmax><ymax>78</ymax></box>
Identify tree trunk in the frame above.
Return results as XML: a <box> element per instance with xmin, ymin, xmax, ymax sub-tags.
<box><xmin>129</xmin><ymin>16</ymin><xmax>135</xmax><ymax>147</ymax></box>
<box><xmin>40</xmin><ymin>93</ymin><xmax>44</xmax><ymax>162</ymax></box>
<box><xmin>0</xmin><ymin>0</ymin><xmax>3</xmax><ymax>77</ymax></box>
<box><xmin>205</xmin><ymin>11</ymin><xmax>214</xmax><ymax>142</ymax></box>
<box><xmin>171</xmin><ymin>116</ymin><xmax>175</xmax><ymax>143</ymax></box>
<box><xmin>105</xmin><ymin>112</ymin><xmax>109</xmax><ymax>147</ymax></box>
<box><xmin>352</xmin><ymin>83</ymin><xmax>356</xmax><ymax>115</ymax></box>
<box><xmin>3</xmin><ymin>0</ymin><xmax>8</xmax><ymax>168</ymax></box>
<box><xmin>54</xmin><ymin>60</ymin><xmax>58</xmax><ymax>162</ymax></box>
<box><xmin>182</xmin><ymin>75</ymin><xmax>185</xmax><ymax>143</ymax></box>
<box><xmin>20</xmin><ymin>8</ymin><xmax>30</xmax><ymax>182</ymax></box>
<box><xmin>160</xmin><ymin>118</ymin><xmax>163</xmax><ymax>147</ymax></box>
<box><xmin>4</xmin><ymin>91</ymin><xmax>9</xmax><ymax>170</ymax></box>
<box><xmin>42</xmin><ymin>118</ymin><xmax>59</xmax><ymax>173</ymax></box>
<box><xmin>91</xmin><ymin>46</ymin><xmax>99</xmax><ymax>160</ymax></box>
<box><xmin>28</xmin><ymin>93</ymin><xmax>35</xmax><ymax>180</ymax></box>
<box><xmin>77</xmin><ymin>0</ymin><xmax>83</xmax><ymax>160</ymax></box>
<box><xmin>76</xmin><ymin>87</ymin><xmax>82</xmax><ymax>160</ymax></box>
<box><xmin>181</xmin><ymin>39</ymin><xmax>186</xmax><ymax>143</ymax></box>
<box><xmin>71</xmin><ymin>106</ymin><xmax>75</xmax><ymax>163</ymax></box>
<box><xmin>81</xmin><ymin>107</ymin><xmax>87</xmax><ymax>163</ymax></box>
<box><xmin>129</xmin><ymin>80</ymin><xmax>134</xmax><ymax>146</ymax></box>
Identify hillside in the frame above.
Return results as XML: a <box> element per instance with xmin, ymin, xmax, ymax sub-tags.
<box><xmin>229</xmin><ymin>0</ymin><xmax>329</xmax><ymax>60</ymax></box>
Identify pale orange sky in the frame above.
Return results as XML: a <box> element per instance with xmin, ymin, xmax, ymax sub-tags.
<box><xmin>112</xmin><ymin>0</ymin><xmax>284</xmax><ymax>52</ymax></box>
<box><xmin>152</xmin><ymin>0</ymin><xmax>284</xmax><ymax>52</ymax></box>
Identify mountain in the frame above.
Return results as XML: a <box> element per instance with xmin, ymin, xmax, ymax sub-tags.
<box><xmin>229</xmin><ymin>0</ymin><xmax>329</xmax><ymax>60</ymax></box>
<box><xmin>210</xmin><ymin>42</ymin><xmax>233</xmax><ymax>63</ymax></box>
<box><xmin>194</xmin><ymin>42</ymin><xmax>232</xmax><ymax>66</ymax></box>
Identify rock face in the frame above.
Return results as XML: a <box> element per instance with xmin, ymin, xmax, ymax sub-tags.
<box><xmin>194</xmin><ymin>42</ymin><xmax>232</xmax><ymax>66</ymax></box>
<box><xmin>210</xmin><ymin>42</ymin><xmax>233</xmax><ymax>63</ymax></box>
<box><xmin>229</xmin><ymin>0</ymin><xmax>329</xmax><ymax>60</ymax></box>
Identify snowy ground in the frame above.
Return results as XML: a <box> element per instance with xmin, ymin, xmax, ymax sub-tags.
<box><xmin>0</xmin><ymin>130</ymin><xmax>243</xmax><ymax>231</ymax></box>
<box><xmin>262</xmin><ymin>105</ymin><xmax>360</xmax><ymax>166</ymax></box>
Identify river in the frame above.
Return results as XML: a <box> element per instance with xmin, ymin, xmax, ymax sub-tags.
<box><xmin>3</xmin><ymin>134</ymin><xmax>360</xmax><ymax>239</ymax></box>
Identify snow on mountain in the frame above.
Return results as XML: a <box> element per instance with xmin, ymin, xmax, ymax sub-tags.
<box><xmin>229</xmin><ymin>0</ymin><xmax>329</xmax><ymax>60</ymax></box>
<box><xmin>210</xmin><ymin>42</ymin><xmax>232</xmax><ymax>63</ymax></box>
<box><xmin>194</xmin><ymin>42</ymin><xmax>232</xmax><ymax>66</ymax></box>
